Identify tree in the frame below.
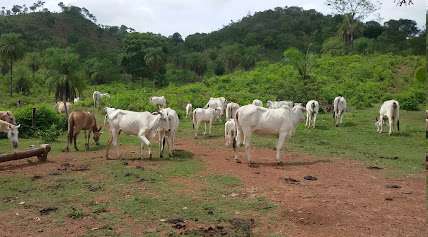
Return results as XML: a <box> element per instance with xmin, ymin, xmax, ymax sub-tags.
<box><xmin>170</xmin><ymin>32</ymin><xmax>184</xmax><ymax>45</ymax></box>
<box><xmin>0</xmin><ymin>33</ymin><xmax>25</xmax><ymax>96</ymax></box>
<box><xmin>24</xmin><ymin>52</ymin><xmax>41</xmax><ymax>81</ymax></box>
<box><xmin>326</xmin><ymin>0</ymin><xmax>380</xmax><ymax>47</ymax></box>
<box><xmin>44</xmin><ymin>48</ymin><xmax>83</xmax><ymax>117</ymax></box>
<box><xmin>283</xmin><ymin>47</ymin><xmax>313</xmax><ymax>81</ymax></box>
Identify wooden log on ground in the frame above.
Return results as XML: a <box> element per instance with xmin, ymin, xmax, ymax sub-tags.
<box><xmin>0</xmin><ymin>144</ymin><xmax>51</xmax><ymax>163</ymax></box>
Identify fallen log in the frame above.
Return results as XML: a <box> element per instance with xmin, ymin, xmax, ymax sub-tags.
<box><xmin>0</xmin><ymin>144</ymin><xmax>51</xmax><ymax>163</ymax></box>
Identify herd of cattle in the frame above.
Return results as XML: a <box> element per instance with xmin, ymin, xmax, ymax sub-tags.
<box><xmin>0</xmin><ymin>91</ymin><xmax>402</xmax><ymax>164</ymax></box>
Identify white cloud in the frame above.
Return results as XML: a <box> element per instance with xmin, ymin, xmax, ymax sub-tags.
<box><xmin>1</xmin><ymin>0</ymin><xmax>425</xmax><ymax>36</ymax></box>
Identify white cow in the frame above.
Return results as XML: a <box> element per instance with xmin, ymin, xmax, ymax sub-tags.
<box><xmin>104</xmin><ymin>107</ymin><xmax>169</xmax><ymax>159</ymax></box>
<box><xmin>333</xmin><ymin>96</ymin><xmax>347</xmax><ymax>127</ymax></box>
<box><xmin>93</xmin><ymin>91</ymin><xmax>110</xmax><ymax>108</ymax></box>
<box><xmin>252</xmin><ymin>99</ymin><xmax>263</xmax><ymax>107</ymax></box>
<box><xmin>55</xmin><ymin>102</ymin><xmax>72</xmax><ymax>113</ymax></box>
<box><xmin>73</xmin><ymin>97</ymin><xmax>80</xmax><ymax>104</ymax></box>
<box><xmin>235</xmin><ymin>104</ymin><xmax>306</xmax><ymax>164</ymax></box>
<box><xmin>226</xmin><ymin>102</ymin><xmax>240</xmax><ymax>120</ymax></box>
<box><xmin>192</xmin><ymin>108</ymin><xmax>221</xmax><ymax>137</ymax></box>
<box><xmin>204</xmin><ymin>97</ymin><xmax>226</xmax><ymax>116</ymax></box>
<box><xmin>267</xmin><ymin>100</ymin><xmax>293</xmax><ymax>109</ymax></box>
<box><xmin>150</xmin><ymin>96</ymin><xmax>167</xmax><ymax>108</ymax></box>
<box><xmin>159</xmin><ymin>108</ymin><xmax>179</xmax><ymax>157</ymax></box>
<box><xmin>375</xmin><ymin>100</ymin><xmax>400</xmax><ymax>135</ymax></box>
<box><xmin>185</xmin><ymin>103</ymin><xmax>193</xmax><ymax>118</ymax></box>
<box><xmin>305</xmin><ymin>100</ymin><xmax>320</xmax><ymax>128</ymax></box>
<box><xmin>224</xmin><ymin>119</ymin><xmax>237</xmax><ymax>147</ymax></box>
<box><xmin>0</xmin><ymin>120</ymin><xmax>20</xmax><ymax>150</ymax></box>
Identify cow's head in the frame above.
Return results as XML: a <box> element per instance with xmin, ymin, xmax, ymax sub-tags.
<box><xmin>6</xmin><ymin>124</ymin><xmax>20</xmax><ymax>149</ymax></box>
<box><xmin>93</xmin><ymin>126</ymin><xmax>103</xmax><ymax>145</ymax></box>
<box><xmin>292</xmin><ymin>104</ymin><xmax>306</xmax><ymax>122</ymax></box>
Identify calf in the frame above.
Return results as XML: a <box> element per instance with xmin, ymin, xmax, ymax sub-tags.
<box><xmin>56</xmin><ymin>101</ymin><xmax>72</xmax><ymax>113</ymax></box>
<box><xmin>104</xmin><ymin>107</ymin><xmax>169</xmax><ymax>159</ymax></box>
<box><xmin>226</xmin><ymin>102</ymin><xmax>240</xmax><ymax>120</ymax></box>
<box><xmin>333</xmin><ymin>96</ymin><xmax>347</xmax><ymax>127</ymax></box>
<box><xmin>93</xmin><ymin>91</ymin><xmax>110</xmax><ymax>108</ymax></box>
<box><xmin>0</xmin><ymin>120</ymin><xmax>20</xmax><ymax>150</ymax></box>
<box><xmin>204</xmin><ymin>97</ymin><xmax>226</xmax><ymax>116</ymax></box>
<box><xmin>235</xmin><ymin>104</ymin><xmax>306</xmax><ymax>164</ymax></box>
<box><xmin>192</xmin><ymin>108</ymin><xmax>221</xmax><ymax>137</ymax></box>
<box><xmin>150</xmin><ymin>96</ymin><xmax>167</xmax><ymax>108</ymax></box>
<box><xmin>375</xmin><ymin>100</ymin><xmax>400</xmax><ymax>135</ymax></box>
<box><xmin>0</xmin><ymin>111</ymin><xmax>16</xmax><ymax>125</ymax></box>
<box><xmin>159</xmin><ymin>108</ymin><xmax>179</xmax><ymax>157</ymax></box>
<box><xmin>185</xmin><ymin>103</ymin><xmax>193</xmax><ymax>118</ymax></box>
<box><xmin>65</xmin><ymin>111</ymin><xmax>102</xmax><ymax>152</ymax></box>
<box><xmin>305</xmin><ymin>100</ymin><xmax>319</xmax><ymax>128</ymax></box>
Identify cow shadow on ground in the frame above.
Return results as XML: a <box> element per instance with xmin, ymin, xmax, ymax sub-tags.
<box><xmin>243</xmin><ymin>159</ymin><xmax>331</xmax><ymax>169</ymax></box>
<box><xmin>0</xmin><ymin>160</ymin><xmax>55</xmax><ymax>172</ymax></box>
<box><xmin>109</xmin><ymin>149</ymin><xmax>194</xmax><ymax>162</ymax></box>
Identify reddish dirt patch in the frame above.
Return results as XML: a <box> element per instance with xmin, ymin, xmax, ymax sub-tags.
<box><xmin>177</xmin><ymin>138</ymin><xmax>427</xmax><ymax>237</ymax></box>
<box><xmin>0</xmin><ymin>140</ymin><xmax>426</xmax><ymax>237</ymax></box>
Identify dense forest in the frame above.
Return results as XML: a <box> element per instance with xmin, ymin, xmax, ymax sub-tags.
<box><xmin>0</xmin><ymin>1</ymin><xmax>426</xmax><ymax>111</ymax></box>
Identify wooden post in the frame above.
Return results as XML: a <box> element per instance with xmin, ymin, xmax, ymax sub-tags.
<box><xmin>32</xmin><ymin>108</ymin><xmax>36</xmax><ymax>128</ymax></box>
<box><xmin>0</xmin><ymin>144</ymin><xmax>51</xmax><ymax>163</ymax></box>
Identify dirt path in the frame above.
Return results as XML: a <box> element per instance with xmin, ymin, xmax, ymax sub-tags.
<box><xmin>0</xmin><ymin>139</ymin><xmax>426</xmax><ymax>237</ymax></box>
<box><xmin>176</xmin><ymin>138</ymin><xmax>426</xmax><ymax>237</ymax></box>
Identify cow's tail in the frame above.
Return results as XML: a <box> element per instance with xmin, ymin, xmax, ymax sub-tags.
<box><xmin>192</xmin><ymin>110</ymin><xmax>196</xmax><ymax>130</ymax></box>
<box><xmin>392</xmin><ymin>102</ymin><xmax>399</xmax><ymax>131</ymax></box>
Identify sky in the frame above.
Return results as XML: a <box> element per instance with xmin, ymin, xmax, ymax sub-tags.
<box><xmin>1</xmin><ymin>0</ymin><xmax>426</xmax><ymax>37</ymax></box>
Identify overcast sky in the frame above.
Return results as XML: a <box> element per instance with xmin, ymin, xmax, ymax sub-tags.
<box><xmin>2</xmin><ymin>0</ymin><xmax>426</xmax><ymax>37</ymax></box>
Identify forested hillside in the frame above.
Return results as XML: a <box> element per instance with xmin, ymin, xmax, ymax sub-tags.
<box><xmin>0</xmin><ymin>1</ymin><xmax>426</xmax><ymax>110</ymax></box>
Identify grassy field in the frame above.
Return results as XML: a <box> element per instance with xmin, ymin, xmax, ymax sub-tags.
<box><xmin>0</xmin><ymin>105</ymin><xmax>426</xmax><ymax>236</ymax></box>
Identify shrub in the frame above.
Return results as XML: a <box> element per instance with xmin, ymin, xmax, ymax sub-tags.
<box><xmin>398</xmin><ymin>88</ymin><xmax>425</xmax><ymax>111</ymax></box>
<box><xmin>14</xmin><ymin>104</ymin><xmax>66</xmax><ymax>138</ymax></box>
<box><xmin>37</xmin><ymin>124</ymin><xmax>62</xmax><ymax>143</ymax></box>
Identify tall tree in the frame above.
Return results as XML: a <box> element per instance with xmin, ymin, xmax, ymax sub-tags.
<box><xmin>326</xmin><ymin>0</ymin><xmax>380</xmax><ymax>47</ymax></box>
<box><xmin>0</xmin><ymin>33</ymin><xmax>25</xmax><ymax>96</ymax></box>
<box><xmin>24</xmin><ymin>52</ymin><xmax>41</xmax><ymax>81</ymax></box>
<box><xmin>44</xmin><ymin>48</ymin><xmax>83</xmax><ymax>117</ymax></box>
<box><xmin>283</xmin><ymin>47</ymin><xmax>313</xmax><ymax>81</ymax></box>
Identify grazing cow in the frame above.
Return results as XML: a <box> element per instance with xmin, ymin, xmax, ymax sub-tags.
<box><xmin>252</xmin><ymin>99</ymin><xmax>263</xmax><ymax>107</ymax></box>
<box><xmin>65</xmin><ymin>111</ymin><xmax>102</xmax><ymax>152</ymax></box>
<box><xmin>192</xmin><ymin>108</ymin><xmax>221</xmax><ymax>137</ymax></box>
<box><xmin>0</xmin><ymin>120</ymin><xmax>20</xmax><ymax>150</ymax></box>
<box><xmin>0</xmin><ymin>111</ymin><xmax>16</xmax><ymax>125</ymax></box>
<box><xmin>267</xmin><ymin>100</ymin><xmax>293</xmax><ymax>109</ymax></box>
<box><xmin>73</xmin><ymin>97</ymin><xmax>80</xmax><ymax>104</ymax></box>
<box><xmin>93</xmin><ymin>91</ymin><xmax>110</xmax><ymax>108</ymax></box>
<box><xmin>159</xmin><ymin>108</ymin><xmax>179</xmax><ymax>157</ymax></box>
<box><xmin>204</xmin><ymin>97</ymin><xmax>227</xmax><ymax>116</ymax></box>
<box><xmin>150</xmin><ymin>96</ymin><xmax>167</xmax><ymax>108</ymax></box>
<box><xmin>305</xmin><ymin>100</ymin><xmax>320</xmax><ymax>128</ymax></box>
<box><xmin>375</xmin><ymin>100</ymin><xmax>400</xmax><ymax>135</ymax></box>
<box><xmin>104</xmin><ymin>107</ymin><xmax>169</xmax><ymax>159</ymax></box>
<box><xmin>185</xmin><ymin>103</ymin><xmax>193</xmax><ymax>118</ymax></box>
<box><xmin>333</xmin><ymin>96</ymin><xmax>347</xmax><ymax>127</ymax></box>
<box><xmin>235</xmin><ymin>104</ymin><xmax>306</xmax><ymax>164</ymax></box>
<box><xmin>224</xmin><ymin>119</ymin><xmax>237</xmax><ymax>146</ymax></box>
<box><xmin>55</xmin><ymin>101</ymin><xmax>72</xmax><ymax>113</ymax></box>
<box><xmin>226</xmin><ymin>102</ymin><xmax>240</xmax><ymax>120</ymax></box>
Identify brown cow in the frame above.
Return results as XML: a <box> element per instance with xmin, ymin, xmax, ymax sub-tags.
<box><xmin>0</xmin><ymin>111</ymin><xmax>16</xmax><ymax>125</ymax></box>
<box><xmin>64</xmin><ymin>111</ymin><xmax>102</xmax><ymax>152</ymax></box>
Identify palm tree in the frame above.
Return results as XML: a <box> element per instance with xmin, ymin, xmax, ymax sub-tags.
<box><xmin>44</xmin><ymin>47</ymin><xmax>84</xmax><ymax>118</ymax></box>
<box><xmin>0</xmin><ymin>33</ymin><xmax>25</xmax><ymax>96</ymax></box>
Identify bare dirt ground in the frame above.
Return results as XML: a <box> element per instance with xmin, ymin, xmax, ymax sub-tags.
<box><xmin>177</xmin><ymin>138</ymin><xmax>426</xmax><ymax>237</ymax></box>
<box><xmin>0</xmin><ymin>139</ymin><xmax>426</xmax><ymax>237</ymax></box>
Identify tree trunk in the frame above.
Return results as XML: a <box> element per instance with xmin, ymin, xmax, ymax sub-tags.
<box><xmin>63</xmin><ymin>75</ymin><xmax>69</xmax><ymax>119</ymax></box>
<box><xmin>9</xmin><ymin>59</ymin><xmax>13</xmax><ymax>97</ymax></box>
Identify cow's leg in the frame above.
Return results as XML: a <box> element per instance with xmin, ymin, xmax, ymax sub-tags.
<box><xmin>74</xmin><ymin>131</ymin><xmax>80</xmax><ymax>151</ymax></box>
<box><xmin>203</xmin><ymin>122</ymin><xmax>207</xmax><ymax>135</ymax></box>
<box><xmin>379</xmin><ymin>117</ymin><xmax>384</xmax><ymax>133</ymax></box>
<box><xmin>194</xmin><ymin>121</ymin><xmax>200</xmax><ymax>138</ymax></box>
<box><xmin>276</xmin><ymin>132</ymin><xmax>288</xmax><ymax>164</ymax></box>
<box><xmin>340</xmin><ymin>112</ymin><xmax>344</xmax><ymax>124</ymax></box>
<box><xmin>313</xmin><ymin>113</ymin><xmax>317</xmax><ymax>128</ymax></box>
<box><xmin>138</xmin><ymin>133</ymin><xmax>152</xmax><ymax>159</ymax></box>
<box><xmin>159</xmin><ymin>131</ymin><xmax>165</xmax><ymax>158</ymax></box>
<box><xmin>388</xmin><ymin>117</ymin><xmax>393</xmax><ymax>135</ymax></box>
<box><xmin>305</xmin><ymin>112</ymin><xmax>309</xmax><ymax>128</ymax></box>
<box><xmin>85</xmin><ymin>130</ymin><xmax>90</xmax><ymax>150</ymax></box>
<box><xmin>243</xmin><ymin>129</ymin><xmax>252</xmax><ymax>165</ymax></box>
<box><xmin>209</xmin><ymin>119</ymin><xmax>213</xmax><ymax>135</ymax></box>
<box><xmin>105</xmin><ymin>129</ymin><xmax>117</xmax><ymax>159</ymax></box>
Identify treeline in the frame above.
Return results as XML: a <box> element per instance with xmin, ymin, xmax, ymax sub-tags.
<box><xmin>0</xmin><ymin>2</ymin><xmax>426</xmax><ymax>99</ymax></box>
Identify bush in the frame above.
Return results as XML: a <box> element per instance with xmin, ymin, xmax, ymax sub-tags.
<box><xmin>398</xmin><ymin>89</ymin><xmax>425</xmax><ymax>111</ymax></box>
<box><xmin>14</xmin><ymin>104</ymin><xmax>66</xmax><ymax>138</ymax></box>
<box><xmin>37</xmin><ymin>124</ymin><xmax>62</xmax><ymax>143</ymax></box>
